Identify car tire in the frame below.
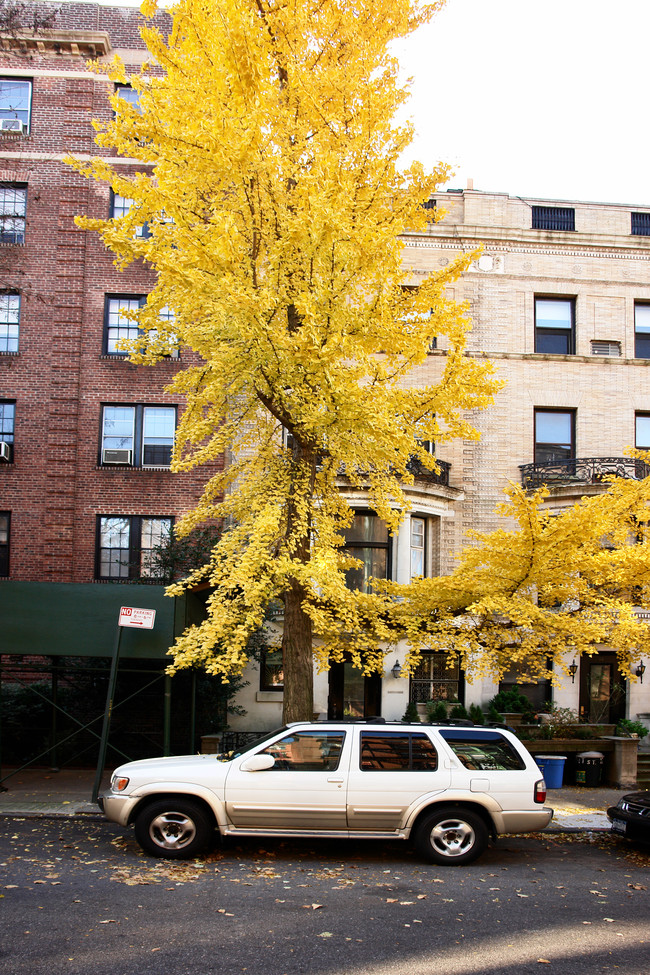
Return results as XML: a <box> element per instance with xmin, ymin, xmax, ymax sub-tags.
<box><xmin>414</xmin><ymin>807</ymin><xmax>488</xmax><ymax>866</ymax></box>
<box><xmin>134</xmin><ymin>798</ymin><xmax>214</xmax><ymax>859</ymax></box>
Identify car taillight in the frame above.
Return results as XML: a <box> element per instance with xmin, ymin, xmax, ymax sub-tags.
<box><xmin>534</xmin><ymin>779</ymin><xmax>546</xmax><ymax>804</ymax></box>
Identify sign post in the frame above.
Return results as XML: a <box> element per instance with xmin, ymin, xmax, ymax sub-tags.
<box><xmin>91</xmin><ymin>607</ymin><xmax>156</xmax><ymax>804</ymax></box>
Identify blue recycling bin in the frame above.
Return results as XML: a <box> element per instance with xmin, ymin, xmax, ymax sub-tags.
<box><xmin>535</xmin><ymin>755</ymin><xmax>567</xmax><ymax>789</ymax></box>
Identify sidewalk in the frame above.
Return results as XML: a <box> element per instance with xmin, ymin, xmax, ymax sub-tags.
<box><xmin>0</xmin><ymin>766</ymin><xmax>632</xmax><ymax>830</ymax></box>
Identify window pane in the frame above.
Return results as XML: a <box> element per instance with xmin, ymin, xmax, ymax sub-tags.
<box><xmin>343</xmin><ymin>513</ymin><xmax>389</xmax><ymax>545</ymax></box>
<box><xmin>635</xmin><ymin>304</ymin><xmax>650</xmax><ymax>333</ymax></box>
<box><xmin>344</xmin><ymin>546</ymin><xmax>387</xmax><ymax>592</ymax></box>
<box><xmin>140</xmin><ymin>517</ymin><xmax>172</xmax><ymax>577</ymax></box>
<box><xmin>99</xmin><ymin>516</ymin><xmax>131</xmax><ymax>579</ymax></box>
<box><xmin>115</xmin><ymin>85</ymin><xmax>140</xmax><ymax>111</ymax></box>
<box><xmin>636</xmin><ymin>415</ymin><xmax>650</xmax><ymax>450</ymax></box>
<box><xmin>0</xmin><ymin>293</ymin><xmax>19</xmax><ymax>352</ymax></box>
<box><xmin>142</xmin><ymin>407</ymin><xmax>175</xmax><ymax>466</ymax></box>
<box><xmin>102</xmin><ymin>406</ymin><xmax>135</xmax><ymax>450</ymax></box>
<box><xmin>535</xmin><ymin>299</ymin><xmax>572</xmax><ymax>329</ymax></box>
<box><xmin>0</xmin><ymin>186</ymin><xmax>26</xmax><ymax>244</ymax></box>
<box><xmin>0</xmin><ymin>401</ymin><xmax>15</xmax><ymax>441</ymax></box>
<box><xmin>262</xmin><ymin>731</ymin><xmax>345</xmax><ymax>771</ymax></box>
<box><xmin>360</xmin><ymin>732</ymin><xmax>438</xmax><ymax>771</ymax></box>
<box><xmin>439</xmin><ymin>730</ymin><xmax>526</xmax><ymax>771</ymax></box>
<box><xmin>410</xmin><ymin>516</ymin><xmax>425</xmax><ymax>579</ymax></box>
<box><xmin>0</xmin><ymin>78</ymin><xmax>31</xmax><ymax>126</ymax></box>
<box><xmin>106</xmin><ymin>297</ymin><xmax>143</xmax><ymax>353</ymax></box>
<box><xmin>535</xmin><ymin>410</ymin><xmax>574</xmax><ymax>463</ymax></box>
<box><xmin>261</xmin><ymin>648</ymin><xmax>284</xmax><ymax>689</ymax></box>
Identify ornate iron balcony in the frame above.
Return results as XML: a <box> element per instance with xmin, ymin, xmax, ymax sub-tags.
<box><xmin>406</xmin><ymin>456</ymin><xmax>451</xmax><ymax>486</ymax></box>
<box><xmin>519</xmin><ymin>457</ymin><xmax>650</xmax><ymax>490</ymax></box>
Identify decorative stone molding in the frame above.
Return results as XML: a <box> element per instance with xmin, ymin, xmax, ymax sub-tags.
<box><xmin>0</xmin><ymin>29</ymin><xmax>111</xmax><ymax>57</ymax></box>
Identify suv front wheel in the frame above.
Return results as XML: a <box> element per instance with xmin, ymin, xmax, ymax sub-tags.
<box><xmin>414</xmin><ymin>807</ymin><xmax>488</xmax><ymax>866</ymax></box>
<box><xmin>134</xmin><ymin>798</ymin><xmax>214</xmax><ymax>859</ymax></box>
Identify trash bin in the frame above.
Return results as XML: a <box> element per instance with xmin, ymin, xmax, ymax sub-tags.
<box><xmin>535</xmin><ymin>755</ymin><xmax>567</xmax><ymax>789</ymax></box>
<box><xmin>575</xmin><ymin>751</ymin><xmax>604</xmax><ymax>787</ymax></box>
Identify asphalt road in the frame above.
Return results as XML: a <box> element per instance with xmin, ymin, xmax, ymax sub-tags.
<box><xmin>0</xmin><ymin>818</ymin><xmax>649</xmax><ymax>975</ymax></box>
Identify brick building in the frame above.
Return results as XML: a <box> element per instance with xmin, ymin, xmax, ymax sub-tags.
<box><xmin>1</xmin><ymin>5</ymin><xmax>649</xmax><ymax>762</ymax></box>
<box><xmin>0</xmin><ymin>2</ymin><xmax>224</xmax><ymax>768</ymax></box>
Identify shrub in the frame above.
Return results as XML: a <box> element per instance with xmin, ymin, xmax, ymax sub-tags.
<box><xmin>616</xmin><ymin>718</ymin><xmax>649</xmax><ymax>740</ymax></box>
<box><xmin>488</xmin><ymin>686</ymin><xmax>535</xmax><ymax>719</ymax></box>
<box><xmin>402</xmin><ymin>701</ymin><xmax>420</xmax><ymax>723</ymax></box>
<box><xmin>468</xmin><ymin>703</ymin><xmax>485</xmax><ymax>725</ymax></box>
<box><xmin>449</xmin><ymin>703</ymin><xmax>469</xmax><ymax>720</ymax></box>
<box><xmin>426</xmin><ymin>700</ymin><xmax>449</xmax><ymax>723</ymax></box>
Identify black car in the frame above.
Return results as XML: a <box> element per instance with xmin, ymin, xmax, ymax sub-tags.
<box><xmin>607</xmin><ymin>791</ymin><xmax>650</xmax><ymax>844</ymax></box>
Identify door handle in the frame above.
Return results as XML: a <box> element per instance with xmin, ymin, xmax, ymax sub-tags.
<box><xmin>327</xmin><ymin>777</ymin><xmax>344</xmax><ymax>784</ymax></box>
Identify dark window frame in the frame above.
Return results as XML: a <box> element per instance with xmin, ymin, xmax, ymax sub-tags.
<box><xmin>534</xmin><ymin>296</ymin><xmax>575</xmax><ymax>355</ymax></box>
<box><xmin>0</xmin><ymin>291</ymin><xmax>19</xmax><ymax>353</ymax></box>
<box><xmin>0</xmin><ymin>399</ymin><xmax>15</xmax><ymax>462</ymax></box>
<box><xmin>342</xmin><ymin>510</ymin><xmax>392</xmax><ymax>593</ymax></box>
<box><xmin>260</xmin><ymin>648</ymin><xmax>284</xmax><ymax>691</ymax></box>
<box><xmin>359</xmin><ymin>731</ymin><xmax>439</xmax><ymax>771</ymax></box>
<box><xmin>95</xmin><ymin>514</ymin><xmax>173</xmax><ymax>581</ymax></box>
<box><xmin>532</xmin><ymin>206</ymin><xmax>575</xmax><ymax>232</ymax></box>
<box><xmin>634</xmin><ymin>302</ymin><xmax>650</xmax><ymax>359</ymax></box>
<box><xmin>0</xmin><ymin>183</ymin><xmax>27</xmax><ymax>244</ymax></box>
<box><xmin>103</xmin><ymin>294</ymin><xmax>147</xmax><ymax>355</ymax></box>
<box><xmin>534</xmin><ymin>407</ymin><xmax>576</xmax><ymax>465</ymax></box>
<box><xmin>631</xmin><ymin>212</ymin><xmax>650</xmax><ymax>237</ymax></box>
<box><xmin>100</xmin><ymin>403</ymin><xmax>176</xmax><ymax>468</ymax></box>
<box><xmin>0</xmin><ymin>77</ymin><xmax>32</xmax><ymax>132</ymax></box>
<box><xmin>0</xmin><ymin>510</ymin><xmax>9</xmax><ymax>577</ymax></box>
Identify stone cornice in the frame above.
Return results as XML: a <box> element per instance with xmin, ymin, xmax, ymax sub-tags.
<box><xmin>0</xmin><ymin>29</ymin><xmax>111</xmax><ymax>57</ymax></box>
<box><xmin>404</xmin><ymin>228</ymin><xmax>650</xmax><ymax>262</ymax></box>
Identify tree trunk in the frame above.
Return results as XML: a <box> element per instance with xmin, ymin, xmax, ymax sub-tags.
<box><xmin>281</xmin><ymin>578</ymin><xmax>314</xmax><ymax>723</ymax></box>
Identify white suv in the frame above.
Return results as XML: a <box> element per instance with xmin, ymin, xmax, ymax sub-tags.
<box><xmin>100</xmin><ymin>721</ymin><xmax>553</xmax><ymax>866</ymax></box>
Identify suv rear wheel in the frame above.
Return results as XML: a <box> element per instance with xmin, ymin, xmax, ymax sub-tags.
<box><xmin>134</xmin><ymin>799</ymin><xmax>213</xmax><ymax>859</ymax></box>
<box><xmin>414</xmin><ymin>807</ymin><xmax>488</xmax><ymax>866</ymax></box>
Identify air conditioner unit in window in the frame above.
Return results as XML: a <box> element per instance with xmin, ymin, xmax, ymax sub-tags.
<box><xmin>102</xmin><ymin>448</ymin><xmax>132</xmax><ymax>465</ymax></box>
<box><xmin>0</xmin><ymin>441</ymin><xmax>11</xmax><ymax>461</ymax></box>
<box><xmin>1</xmin><ymin>118</ymin><xmax>24</xmax><ymax>132</ymax></box>
<box><xmin>591</xmin><ymin>340</ymin><xmax>621</xmax><ymax>357</ymax></box>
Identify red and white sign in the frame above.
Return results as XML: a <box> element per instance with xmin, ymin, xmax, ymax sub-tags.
<box><xmin>119</xmin><ymin>606</ymin><xmax>156</xmax><ymax>629</ymax></box>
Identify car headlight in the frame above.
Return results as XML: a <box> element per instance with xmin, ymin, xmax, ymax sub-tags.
<box><xmin>111</xmin><ymin>775</ymin><xmax>130</xmax><ymax>793</ymax></box>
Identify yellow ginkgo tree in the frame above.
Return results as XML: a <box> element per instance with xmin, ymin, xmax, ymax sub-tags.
<box><xmin>70</xmin><ymin>0</ymin><xmax>501</xmax><ymax>720</ymax></box>
<box><xmin>372</xmin><ymin>462</ymin><xmax>650</xmax><ymax>688</ymax></box>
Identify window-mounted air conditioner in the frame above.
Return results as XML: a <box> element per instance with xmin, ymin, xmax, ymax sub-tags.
<box><xmin>591</xmin><ymin>340</ymin><xmax>621</xmax><ymax>357</ymax></box>
<box><xmin>1</xmin><ymin>118</ymin><xmax>24</xmax><ymax>132</ymax></box>
<box><xmin>0</xmin><ymin>441</ymin><xmax>11</xmax><ymax>461</ymax></box>
<box><xmin>102</xmin><ymin>448</ymin><xmax>132</xmax><ymax>465</ymax></box>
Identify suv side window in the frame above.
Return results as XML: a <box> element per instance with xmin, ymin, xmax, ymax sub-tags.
<box><xmin>439</xmin><ymin>730</ymin><xmax>526</xmax><ymax>771</ymax></box>
<box><xmin>360</xmin><ymin>732</ymin><xmax>438</xmax><ymax>771</ymax></box>
<box><xmin>261</xmin><ymin>731</ymin><xmax>344</xmax><ymax>771</ymax></box>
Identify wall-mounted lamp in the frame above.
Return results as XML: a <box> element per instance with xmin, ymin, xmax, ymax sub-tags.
<box><xmin>391</xmin><ymin>660</ymin><xmax>402</xmax><ymax>679</ymax></box>
<box><xmin>568</xmin><ymin>659</ymin><xmax>578</xmax><ymax>683</ymax></box>
<box><xmin>636</xmin><ymin>661</ymin><xmax>646</xmax><ymax>684</ymax></box>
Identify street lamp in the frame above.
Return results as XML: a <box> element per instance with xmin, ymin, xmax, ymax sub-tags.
<box><xmin>391</xmin><ymin>660</ymin><xmax>402</xmax><ymax>679</ymax></box>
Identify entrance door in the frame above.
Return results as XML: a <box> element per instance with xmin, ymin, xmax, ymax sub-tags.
<box><xmin>328</xmin><ymin>661</ymin><xmax>382</xmax><ymax>719</ymax></box>
<box><xmin>579</xmin><ymin>653</ymin><xmax>626</xmax><ymax>724</ymax></box>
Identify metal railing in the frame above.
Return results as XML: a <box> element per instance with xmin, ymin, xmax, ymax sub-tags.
<box><xmin>519</xmin><ymin>456</ymin><xmax>650</xmax><ymax>490</ymax></box>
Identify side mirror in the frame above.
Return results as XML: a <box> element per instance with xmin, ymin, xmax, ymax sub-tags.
<box><xmin>239</xmin><ymin>753</ymin><xmax>276</xmax><ymax>772</ymax></box>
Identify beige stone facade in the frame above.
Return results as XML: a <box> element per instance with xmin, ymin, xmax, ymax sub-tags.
<box><xmin>233</xmin><ymin>189</ymin><xmax>650</xmax><ymax>734</ymax></box>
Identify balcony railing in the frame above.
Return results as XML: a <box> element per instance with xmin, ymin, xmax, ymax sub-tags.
<box><xmin>405</xmin><ymin>457</ymin><xmax>451</xmax><ymax>486</ymax></box>
<box><xmin>519</xmin><ymin>456</ymin><xmax>650</xmax><ymax>490</ymax></box>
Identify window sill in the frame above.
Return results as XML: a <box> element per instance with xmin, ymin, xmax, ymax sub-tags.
<box><xmin>97</xmin><ymin>465</ymin><xmax>172</xmax><ymax>472</ymax></box>
<box><xmin>0</xmin><ymin>351</ymin><xmax>19</xmax><ymax>357</ymax></box>
<box><xmin>256</xmin><ymin>690</ymin><xmax>284</xmax><ymax>702</ymax></box>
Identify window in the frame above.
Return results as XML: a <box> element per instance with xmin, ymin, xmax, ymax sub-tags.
<box><xmin>101</xmin><ymin>404</ymin><xmax>176</xmax><ymax>467</ymax></box>
<box><xmin>0</xmin><ymin>185</ymin><xmax>26</xmax><ymax>244</ymax></box>
<box><xmin>410</xmin><ymin>516</ymin><xmax>425</xmax><ymax>579</ymax></box>
<box><xmin>635</xmin><ymin>303</ymin><xmax>650</xmax><ymax>359</ymax></box>
<box><xmin>96</xmin><ymin>515</ymin><xmax>172</xmax><ymax>580</ymax></box>
<box><xmin>0</xmin><ymin>511</ymin><xmax>9</xmax><ymax>576</ymax></box>
<box><xmin>534</xmin><ymin>409</ymin><xmax>575</xmax><ymax>464</ymax></box>
<box><xmin>110</xmin><ymin>193</ymin><xmax>150</xmax><ymax>238</ymax></box>
<box><xmin>631</xmin><ymin>212</ymin><xmax>650</xmax><ymax>237</ymax></box>
<box><xmin>342</xmin><ymin>512</ymin><xmax>390</xmax><ymax>593</ymax></box>
<box><xmin>0</xmin><ymin>400</ymin><xmax>15</xmax><ymax>461</ymax></box>
<box><xmin>439</xmin><ymin>730</ymin><xmax>526</xmax><ymax>771</ymax></box>
<box><xmin>0</xmin><ymin>293</ymin><xmax>19</xmax><ymax>352</ymax></box>
<box><xmin>532</xmin><ymin>206</ymin><xmax>575</xmax><ymax>231</ymax></box>
<box><xmin>261</xmin><ymin>730</ymin><xmax>345</xmax><ymax>771</ymax></box>
<box><xmin>104</xmin><ymin>295</ymin><xmax>146</xmax><ymax>354</ymax></box>
<box><xmin>535</xmin><ymin>297</ymin><xmax>575</xmax><ymax>354</ymax></box>
<box><xmin>360</xmin><ymin>732</ymin><xmax>438</xmax><ymax>771</ymax></box>
<box><xmin>636</xmin><ymin>413</ymin><xmax>650</xmax><ymax>450</ymax></box>
<box><xmin>260</xmin><ymin>648</ymin><xmax>284</xmax><ymax>691</ymax></box>
<box><xmin>0</xmin><ymin>78</ymin><xmax>31</xmax><ymax>132</ymax></box>
<box><xmin>409</xmin><ymin>651</ymin><xmax>461</xmax><ymax>704</ymax></box>
<box><xmin>115</xmin><ymin>84</ymin><xmax>141</xmax><ymax>111</ymax></box>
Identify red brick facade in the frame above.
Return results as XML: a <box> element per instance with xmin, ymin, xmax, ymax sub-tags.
<box><xmin>0</xmin><ymin>3</ymin><xmax>221</xmax><ymax>584</ymax></box>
